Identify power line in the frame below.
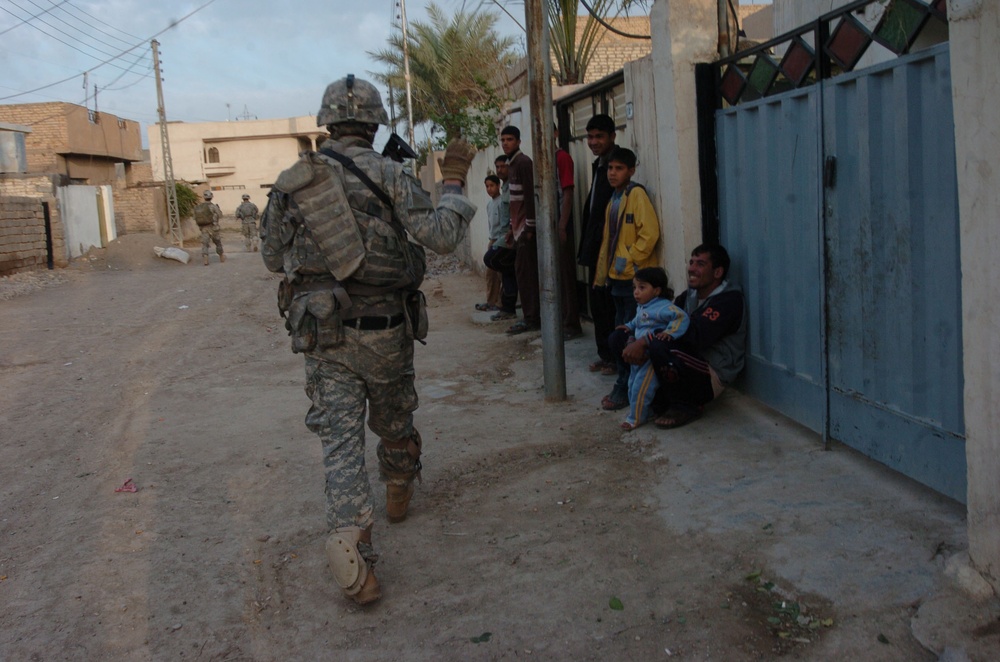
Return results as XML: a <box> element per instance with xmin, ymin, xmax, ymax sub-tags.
<box><xmin>0</xmin><ymin>0</ymin><xmax>69</xmax><ymax>37</ymax></box>
<box><xmin>0</xmin><ymin>0</ymin><xmax>220</xmax><ymax>102</ymax></box>
<box><xmin>0</xmin><ymin>3</ymin><xmax>146</xmax><ymax>73</ymax></box>
<box><xmin>62</xmin><ymin>0</ymin><xmax>145</xmax><ymax>42</ymax></box>
<box><xmin>21</xmin><ymin>0</ymin><xmax>152</xmax><ymax>61</ymax></box>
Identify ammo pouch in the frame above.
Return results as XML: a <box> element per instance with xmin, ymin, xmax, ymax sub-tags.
<box><xmin>403</xmin><ymin>290</ymin><xmax>428</xmax><ymax>343</ymax></box>
<box><xmin>280</xmin><ymin>283</ymin><xmax>344</xmax><ymax>354</ymax></box>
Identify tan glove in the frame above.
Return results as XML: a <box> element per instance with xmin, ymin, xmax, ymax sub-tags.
<box><xmin>437</xmin><ymin>139</ymin><xmax>476</xmax><ymax>187</ymax></box>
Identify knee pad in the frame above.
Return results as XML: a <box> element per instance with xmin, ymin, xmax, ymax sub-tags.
<box><xmin>325</xmin><ymin>527</ymin><xmax>370</xmax><ymax>596</ymax></box>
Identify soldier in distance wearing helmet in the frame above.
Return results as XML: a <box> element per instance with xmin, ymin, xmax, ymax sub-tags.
<box><xmin>235</xmin><ymin>194</ymin><xmax>260</xmax><ymax>252</ymax></box>
<box><xmin>193</xmin><ymin>190</ymin><xmax>224</xmax><ymax>266</ymax></box>
<box><xmin>260</xmin><ymin>74</ymin><xmax>477</xmax><ymax>605</ymax></box>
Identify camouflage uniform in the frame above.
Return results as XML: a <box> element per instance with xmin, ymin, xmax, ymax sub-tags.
<box><xmin>235</xmin><ymin>199</ymin><xmax>260</xmax><ymax>252</ymax></box>
<box><xmin>260</xmin><ymin>134</ymin><xmax>475</xmax><ymax>559</ymax></box>
<box><xmin>194</xmin><ymin>201</ymin><xmax>224</xmax><ymax>257</ymax></box>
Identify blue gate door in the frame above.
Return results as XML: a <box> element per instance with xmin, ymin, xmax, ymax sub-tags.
<box><xmin>717</xmin><ymin>43</ymin><xmax>965</xmax><ymax>502</ymax></box>
<box><xmin>823</xmin><ymin>44</ymin><xmax>965</xmax><ymax>502</ymax></box>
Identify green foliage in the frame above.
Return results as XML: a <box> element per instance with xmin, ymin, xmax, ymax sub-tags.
<box><xmin>548</xmin><ymin>0</ymin><xmax>616</xmax><ymax>85</ymax></box>
<box><xmin>368</xmin><ymin>3</ymin><xmax>519</xmax><ymax>144</ymax></box>
<box><xmin>175</xmin><ymin>182</ymin><xmax>199</xmax><ymax>220</ymax></box>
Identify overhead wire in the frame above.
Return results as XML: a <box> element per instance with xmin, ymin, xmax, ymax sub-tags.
<box><xmin>21</xmin><ymin>0</ymin><xmax>152</xmax><ymax>62</ymax></box>
<box><xmin>0</xmin><ymin>0</ymin><xmax>220</xmax><ymax>102</ymax></box>
<box><xmin>0</xmin><ymin>0</ymin><xmax>68</xmax><ymax>37</ymax></box>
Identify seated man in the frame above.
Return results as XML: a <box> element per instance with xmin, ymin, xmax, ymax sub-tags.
<box><xmin>621</xmin><ymin>243</ymin><xmax>746</xmax><ymax>429</ymax></box>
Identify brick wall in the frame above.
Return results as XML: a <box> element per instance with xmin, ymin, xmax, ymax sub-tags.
<box><xmin>0</xmin><ymin>174</ymin><xmax>68</xmax><ymax>270</ymax></box>
<box><xmin>0</xmin><ymin>197</ymin><xmax>52</xmax><ymax>275</ymax></box>
<box><xmin>113</xmin><ymin>161</ymin><xmax>165</xmax><ymax>235</ymax></box>
<box><xmin>0</xmin><ymin>103</ymin><xmax>69</xmax><ymax>174</ymax></box>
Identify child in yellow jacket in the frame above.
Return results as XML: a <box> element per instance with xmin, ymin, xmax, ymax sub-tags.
<box><xmin>593</xmin><ymin>147</ymin><xmax>661</xmax><ymax>411</ymax></box>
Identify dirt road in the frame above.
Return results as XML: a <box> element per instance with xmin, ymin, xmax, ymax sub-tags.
<box><xmin>0</xmin><ymin>233</ymin><xmax>993</xmax><ymax>661</ymax></box>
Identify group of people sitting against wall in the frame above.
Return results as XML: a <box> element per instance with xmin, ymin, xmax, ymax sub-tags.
<box><xmin>476</xmin><ymin>114</ymin><xmax>747</xmax><ymax>431</ymax></box>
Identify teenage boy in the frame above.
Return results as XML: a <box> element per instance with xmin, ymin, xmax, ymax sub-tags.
<box><xmin>592</xmin><ymin>147</ymin><xmax>661</xmax><ymax>411</ymax></box>
<box><xmin>501</xmin><ymin>126</ymin><xmax>540</xmax><ymax>335</ymax></box>
<box><xmin>555</xmin><ymin>126</ymin><xmax>583</xmax><ymax>339</ymax></box>
<box><xmin>577</xmin><ymin>114</ymin><xmax>618</xmax><ymax>373</ymax></box>
<box><xmin>483</xmin><ymin>173</ymin><xmax>517</xmax><ymax>320</ymax></box>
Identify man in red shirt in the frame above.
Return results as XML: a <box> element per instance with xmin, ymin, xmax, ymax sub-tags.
<box><xmin>501</xmin><ymin>125</ymin><xmax>540</xmax><ymax>334</ymax></box>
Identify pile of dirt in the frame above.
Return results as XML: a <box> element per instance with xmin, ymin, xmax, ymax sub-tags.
<box><xmin>0</xmin><ymin>269</ymin><xmax>69</xmax><ymax>301</ymax></box>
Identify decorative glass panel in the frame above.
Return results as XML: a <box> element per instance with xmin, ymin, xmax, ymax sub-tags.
<box><xmin>720</xmin><ymin>64</ymin><xmax>747</xmax><ymax>106</ymax></box>
<box><xmin>747</xmin><ymin>54</ymin><xmax>780</xmax><ymax>97</ymax></box>
<box><xmin>826</xmin><ymin>14</ymin><xmax>872</xmax><ymax>71</ymax></box>
<box><xmin>780</xmin><ymin>37</ymin><xmax>815</xmax><ymax>87</ymax></box>
<box><xmin>873</xmin><ymin>0</ymin><xmax>930</xmax><ymax>54</ymax></box>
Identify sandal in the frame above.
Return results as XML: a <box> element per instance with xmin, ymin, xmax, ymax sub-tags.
<box><xmin>589</xmin><ymin>359</ymin><xmax>614</xmax><ymax>373</ymax></box>
<box><xmin>601</xmin><ymin>395</ymin><xmax>627</xmax><ymax>411</ymax></box>
<box><xmin>490</xmin><ymin>310</ymin><xmax>517</xmax><ymax>321</ymax></box>
<box><xmin>620</xmin><ymin>421</ymin><xmax>636</xmax><ymax>431</ymax></box>
<box><xmin>475</xmin><ymin>302</ymin><xmax>499</xmax><ymax>312</ymax></box>
<box><xmin>506</xmin><ymin>321</ymin><xmax>537</xmax><ymax>335</ymax></box>
<box><xmin>654</xmin><ymin>408</ymin><xmax>701</xmax><ymax>429</ymax></box>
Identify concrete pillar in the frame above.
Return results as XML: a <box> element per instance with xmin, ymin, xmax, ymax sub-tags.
<box><xmin>649</xmin><ymin>0</ymin><xmax>718</xmax><ymax>289</ymax></box>
<box><xmin>950</xmin><ymin>0</ymin><xmax>1000</xmax><ymax>594</ymax></box>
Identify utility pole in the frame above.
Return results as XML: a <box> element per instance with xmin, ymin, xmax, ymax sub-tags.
<box><xmin>152</xmin><ymin>39</ymin><xmax>182</xmax><ymax>247</ymax></box>
<box><xmin>525</xmin><ymin>0</ymin><xmax>566</xmax><ymax>400</ymax></box>
<box><xmin>398</xmin><ymin>0</ymin><xmax>416</xmax><ymax>149</ymax></box>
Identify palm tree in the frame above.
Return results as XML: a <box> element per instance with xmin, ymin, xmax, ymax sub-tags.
<box><xmin>548</xmin><ymin>0</ymin><xmax>617</xmax><ymax>85</ymax></box>
<box><xmin>369</xmin><ymin>3</ymin><xmax>520</xmax><ymax>147</ymax></box>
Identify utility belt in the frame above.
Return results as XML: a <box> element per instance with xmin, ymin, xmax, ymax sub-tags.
<box><xmin>278</xmin><ymin>277</ymin><xmax>427</xmax><ymax>354</ymax></box>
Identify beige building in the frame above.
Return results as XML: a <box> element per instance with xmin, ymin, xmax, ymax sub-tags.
<box><xmin>147</xmin><ymin>116</ymin><xmax>327</xmax><ymax>214</ymax></box>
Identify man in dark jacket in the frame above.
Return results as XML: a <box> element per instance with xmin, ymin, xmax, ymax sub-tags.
<box><xmin>621</xmin><ymin>243</ymin><xmax>747</xmax><ymax>429</ymax></box>
<box><xmin>577</xmin><ymin>114</ymin><xmax>619</xmax><ymax>373</ymax></box>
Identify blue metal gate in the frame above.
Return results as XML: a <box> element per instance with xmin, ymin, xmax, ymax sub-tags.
<box><xmin>713</xmin><ymin>18</ymin><xmax>964</xmax><ymax>501</ymax></box>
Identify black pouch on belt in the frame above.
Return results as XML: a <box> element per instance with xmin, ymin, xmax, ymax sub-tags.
<box><xmin>403</xmin><ymin>290</ymin><xmax>428</xmax><ymax>343</ymax></box>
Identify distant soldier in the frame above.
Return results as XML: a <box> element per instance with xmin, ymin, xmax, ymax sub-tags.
<box><xmin>235</xmin><ymin>194</ymin><xmax>260</xmax><ymax>252</ymax></box>
<box><xmin>260</xmin><ymin>74</ymin><xmax>476</xmax><ymax>605</ymax></box>
<box><xmin>193</xmin><ymin>190</ymin><xmax>224</xmax><ymax>266</ymax></box>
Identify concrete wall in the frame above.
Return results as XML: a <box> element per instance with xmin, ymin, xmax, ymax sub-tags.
<box><xmin>649</xmin><ymin>0</ymin><xmax>719</xmax><ymax>291</ymax></box>
<box><xmin>949</xmin><ymin>0</ymin><xmax>1000</xmax><ymax>594</ymax></box>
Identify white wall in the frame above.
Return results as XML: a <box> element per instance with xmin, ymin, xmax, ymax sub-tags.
<box><xmin>649</xmin><ymin>0</ymin><xmax>719</xmax><ymax>292</ymax></box>
<box><xmin>950</xmin><ymin>0</ymin><xmax>1000</xmax><ymax>594</ymax></box>
<box><xmin>57</xmin><ymin>185</ymin><xmax>104</xmax><ymax>259</ymax></box>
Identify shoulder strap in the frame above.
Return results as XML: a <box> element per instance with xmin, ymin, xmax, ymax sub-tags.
<box><xmin>319</xmin><ymin>147</ymin><xmax>394</xmax><ymax>211</ymax></box>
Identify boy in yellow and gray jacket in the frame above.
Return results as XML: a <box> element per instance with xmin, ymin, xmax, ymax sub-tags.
<box><xmin>593</xmin><ymin>147</ymin><xmax>661</xmax><ymax>411</ymax></box>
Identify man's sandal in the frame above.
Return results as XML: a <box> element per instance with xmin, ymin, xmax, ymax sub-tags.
<box><xmin>506</xmin><ymin>321</ymin><xmax>537</xmax><ymax>335</ymax></box>
<box><xmin>654</xmin><ymin>408</ymin><xmax>702</xmax><ymax>429</ymax></box>
<box><xmin>601</xmin><ymin>395</ymin><xmax>628</xmax><ymax>411</ymax></box>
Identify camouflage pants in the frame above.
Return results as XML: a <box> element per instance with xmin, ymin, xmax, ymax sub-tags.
<box><xmin>240</xmin><ymin>220</ymin><xmax>258</xmax><ymax>251</ymax></box>
<box><xmin>200</xmin><ymin>224</ymin><xmax>224</xmax><ymax>256</ymax></box>
<box><xmin>303</xmin><ymin>322</ymin><xmax>419</xmax><ymax>548</ymax></box>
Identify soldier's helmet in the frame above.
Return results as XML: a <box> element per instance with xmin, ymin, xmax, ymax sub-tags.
<box><xmin>203</xmin><ymin>190</ymin><xmax>213</xmax><ymax>200</ymax></box>
<box><xmin>316</xmin><ymin>74</ymin><xmax>388</xmax><ymax>128</ymax></box>
<box><xmin>242</xmin><ymin>194</ymin><xmax>250</xmax><ymax>200</ymax></box>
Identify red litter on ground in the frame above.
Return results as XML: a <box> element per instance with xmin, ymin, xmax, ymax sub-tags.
<box><xmin>114</xmin><ymin>478</ymin><xmax>138</xmax><ymax>493</ymax></box>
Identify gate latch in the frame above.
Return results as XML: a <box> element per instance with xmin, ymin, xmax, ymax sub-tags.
<box><xmin>824</xmin><ymin>155</ymin><xmax>837</xmax><ymax>188</ymax></box>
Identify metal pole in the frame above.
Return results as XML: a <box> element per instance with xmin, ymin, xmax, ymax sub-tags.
<box><xmin>152</xmin><ymin>39</ymin><xmax>182</xmax><ymax>247</ymax></box>
<box><xmin>525</xmin><ymin>0</ymin><xmax>566</xmax><ymax>400</ymax></box>
<box><xmin>398</xmin><ymin>0</ymin><xmax>416</xmax><ymax>149</ymax></box>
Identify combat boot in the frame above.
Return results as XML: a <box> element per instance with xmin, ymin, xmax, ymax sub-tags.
<box><xmin>386</xmin><ymin>482</ymin><xmax>414</xmax><ymax>523</ymax></box>
<box><xmin>378</xmin><ymin>432</ymin><xmax>422</xmax><ymax>523</ymax></box>
<box><xmin>203</xmin><ymin>255</ymin><xmax>209</xmax><ymax>266</ymax></box>
<box><xmin>325</xmin><ymin>525</ymin><xmax>380</xmax><ymax>605</ymax></box>
<box><xmin>220</xmin><ymin>253</ymin><xmax>226</xmax><ymax>263</ymax></box>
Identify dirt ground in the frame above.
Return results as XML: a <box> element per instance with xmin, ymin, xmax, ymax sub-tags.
<box><xmin>1</xmin><ymin>232</ymin><xmax>997</xmax><ymax>661</ymax></box>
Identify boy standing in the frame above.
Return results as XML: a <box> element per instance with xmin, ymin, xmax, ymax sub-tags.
<box><xmin>501</xmin><ymin>126</ymin><xmax>540</xmax><ymax>335</ymax></box>
<box><xmin>483</xmin><ymin>173</ymin><xmax>517</xmax><ymax>320</ymax></box>
<box><xmin>593</xmin><ymin>147</ymin><xmax>661</xmax><ymax>411</ymax></box>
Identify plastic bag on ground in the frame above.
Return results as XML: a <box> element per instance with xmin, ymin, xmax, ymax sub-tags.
<box><xmin>154</xmin><ymin>246</ymin><xmax>191</xmax><ymax>264</ymax></box>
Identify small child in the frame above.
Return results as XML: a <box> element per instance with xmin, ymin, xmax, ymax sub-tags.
<box><xmin>476</xmin><ymin>174</ymin><xmax>504</xmax><ymax>312</ymax></box>
<box><xmin>616</xmin><ymin>267</ymin><xmax>688</xmax><ymax>430</ymax></box>
<box><xmin>594</xmin><ymin>147</ymin><xmax>662</xmax><ymax>412</ymax></box>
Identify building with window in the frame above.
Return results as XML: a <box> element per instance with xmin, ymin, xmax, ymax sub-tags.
<box><xmin>147</xmin><ymin>116</ymin><xmax>326</xmax><ymax>214</ymax></box>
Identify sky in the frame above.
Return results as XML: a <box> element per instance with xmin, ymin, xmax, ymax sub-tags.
<box><xmin>0</xmin><ymin>1</ymin><xmax>772</xmax><ymax>148</ymax></box>
<box><xmin>0</xmin><ymin>0</ymin><xmax>527</xmax><ymax>147</ymax></box>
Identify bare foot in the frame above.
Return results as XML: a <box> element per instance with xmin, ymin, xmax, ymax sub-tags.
<box><xmin>620</xmin><ymin>421</ymin><xmax>636</xmax><ymax>431</ymax></box>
